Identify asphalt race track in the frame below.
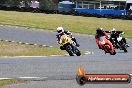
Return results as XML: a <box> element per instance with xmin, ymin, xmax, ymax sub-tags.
<box><xmin>0</xmin><ymin>25</ymin><xmax>132</xmax><ymax>88</ymax></box>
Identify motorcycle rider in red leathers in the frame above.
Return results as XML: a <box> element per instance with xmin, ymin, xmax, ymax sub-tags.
<box><xmin>95</xmin><ymin>28</ymin><xmax>109</xmax><ymax>49</ymax></box>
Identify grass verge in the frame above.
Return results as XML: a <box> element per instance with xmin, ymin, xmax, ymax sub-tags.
<box><xmin>0</xmin><ymin>79</ymin><xmax>27</xmax><ymax>86</ymax></box>
<box><xmin>0</xmin><ymin>41</ymin><xmax>88</xmax><ymax>56</ymax></box>
<box><xmin>0</xmin><ymin>41</ymin><xmax>67</xmax><ymax>56</ymax></box>
<box><xmin>0</xmin><ymin>10</ymin><xmax>132</xmax><ymax>38</ymax></box>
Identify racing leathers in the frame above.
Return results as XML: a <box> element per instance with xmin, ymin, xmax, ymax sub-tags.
<box><xmin>56</xmin><ymin>30</ymin><xmax>79</xmax><ymax>50</ymax></box>
<box><xmin>109</xmin><ymin>31</ymin><xmax>129</xmax><ymax>48</ymax></box>
<box><xmin>95</xmin><ymin>31</ymin><xmax>109</xmax><ymax>49</ymax></box>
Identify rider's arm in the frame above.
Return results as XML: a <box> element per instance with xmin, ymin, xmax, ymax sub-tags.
<box><xmin>116</xmin><ymin>31</ymin><xmax>123</xmax><ymax>34</ymax></box>
<box><xmin>105</xmin><ymin>31</ymin><xmax>110</xmax><ymax>33</ymax></box>
<box><xmin>105</xmin><ymin>33</ymin><xmax>109</xmax><ymax>39</ymax></box>
<box><xmin>64</xmin><ymin>30</ymin><xmax>73</xmax><ymax>38</ymax></box>
<box><xmin>56</xmin><ymin>34</ymin><xmax>60</xmax><ymax>43</ymax></box>
<box><xmin>64</xmin><ymin>30</ymin><xmax>72</xmax><ymax>35</ymax></box>
<box><xmin>95</xmin><ymin>34</ymin><xmax>99</xmax><ymax>39</ymax></box>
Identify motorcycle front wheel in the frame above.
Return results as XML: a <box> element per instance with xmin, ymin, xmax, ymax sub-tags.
<box><xmin>75</xmin><ymin>47</ymin><xmax>81</xmax><ymax>56</ymax></box>
<box><xmin>122</xmin><ymin>46</ymin><xmax>128</xmax><ymax>52</ymax></box>
<box><xmin>110</xmin><ymin>50</ymin><xmax>116</xmax><ymax>55</ymax></box>
<box><xmin>66</xmin><ymin>45</ymin><xmax>74</xmax><ymax>56</ymax></box>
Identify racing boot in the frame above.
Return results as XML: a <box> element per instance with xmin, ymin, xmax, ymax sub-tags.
<box><xmin>122</xmin><ymin>38</ymin><xmax>129</xmax><ymax>47</ymax></box>
<box><xmin>126</xmin><ymin>44</ymin><xmax>129</xmax><ymax>47</ymax></box>
<box><xmin>60</xmin><ymin>46</ymin><xmax>65</xmax><ymax>50</ymax></box>
<box><xmin>98</xmin><ymin>45</ymin><xmax>102</xmax><ymax>49</ymax></box>
<box><xmin>76</xmin><ymin>43</ymin><xmax>80</xmax><ymax>47</ymax></box>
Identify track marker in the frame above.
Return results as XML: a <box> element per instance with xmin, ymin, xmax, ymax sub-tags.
<box><xmin>0</xmin><ymin>78</ymin><xmax>12</xmax><ymax>80</ymax></box>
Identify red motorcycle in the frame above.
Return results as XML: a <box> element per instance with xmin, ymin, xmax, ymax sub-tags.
<box><xmin>96</xmin><ymin>36</ymin><xmax>116</xmax><ymax>55</ymax></box>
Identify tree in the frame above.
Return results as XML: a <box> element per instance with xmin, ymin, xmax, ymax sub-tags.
<box><xmin>8</xmin><ymin>0</ymin><xmax>21</xmax><ymax>6</ymax></box>
<box><xmin>0</xmin><ymin>0</ymin><xmax>21</xmax><ymax>6</ymax></box>
<box><xmin>0</xmin><ymin>0</ymin><xmax>8</xmax><ymax>4</ymax></box>
<box><xmin>0</xmin><ymin>0</ymin><xmax>75</xmax><ymax>10</ymax></box>
<box><xmin>21</xmin><ymin>0</ymin><xmax>32</xmax><ymax>7</ymax></box>
<box><xmin>38</xmin><ymin>0</ymin><xmax>57</xmax><ymax>10</ymax></box>
<box><xmin>0</xmin><ymin>0</ymin><xmax>9</xmax><ymax>5</ymax></box>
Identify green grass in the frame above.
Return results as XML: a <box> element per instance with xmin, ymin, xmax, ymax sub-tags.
<box><xmin>0</xmin><ymin>10</ymin><xmax>131</xmax><ymax>37</ymax></box>
<box><xmin>0</xmin><ymin>41</ymin><xmax>67</xmax><ymax>56</ymax></box>
<box><xmin>0</xmin><ymin>80</ymin><xmax>27</xmax><ymax>86</ymax></box>
<box><xmin>0</xmin><ymin>41</ymin><xmax>88</xmax><ymax>56</ymax></box>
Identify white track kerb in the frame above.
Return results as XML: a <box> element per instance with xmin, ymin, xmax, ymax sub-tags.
<box><xmin>0</xmin><ymin>50</ymin><xmax>92</xmax><ymax>58</ymax></box>
<box><xmin>0</xmin><ymin>39</ymin><xmax>92</xmax><ymax>57</ymax></box>
<box><xmin>0</xmin><ymin>39</ymin><xmax>53</xmax><ymax>48</ymax></box>
<box><xmin>0</xmin><ymin>77</ymin><xmax>48</xmax><ymax>81</ymax></box>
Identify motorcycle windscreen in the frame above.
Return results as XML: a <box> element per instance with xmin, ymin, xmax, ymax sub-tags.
<box><xmin>99</xmin><ymin>36</ymin><xmax>105</xmax><ymax>44</ymax></box>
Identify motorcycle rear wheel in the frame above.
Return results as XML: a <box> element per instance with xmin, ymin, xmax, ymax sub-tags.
<box><xmin>123</xmin><ymin>48</ymin><xmax>128</xmax><ymax>52</ymax></box>
<box><xmin>119</xmin><ymin>41</ymin><xmax>128</xmax><ymax>52</ymax></box>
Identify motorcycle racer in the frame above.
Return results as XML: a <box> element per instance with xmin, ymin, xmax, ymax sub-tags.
<box><xmin>109</xmin><ymin>28</ymin><xmax>129</xmax><ymax>48</ymax></box>
<box><xmin>56</xmin><ymin>27</ymin><xmax>80</xmax><ymax>50</ymax></box>
<box><xmin>95</xmin><ymin>28</ymin><xmax>109</xmax><ymax>49</ymax></box>
<box><xmin>95</xmin><ymin>28</ymin><xmax>116</xmax><ymax>54</ymax></box>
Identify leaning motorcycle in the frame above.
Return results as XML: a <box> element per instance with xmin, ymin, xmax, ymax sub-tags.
<box><xmin>58</xmin><ymin>34</ymin><xmax>81</xmax><ymax>56</ymax></box>
<box><xmin>110</xmin><ymin>32</ymin><xmax>128</xmax><ymax>52</ymax></box>
<box><xmin>98</xmin><ymin>36</ymin><xmax>116</xmax><ymax>55</ymax></box>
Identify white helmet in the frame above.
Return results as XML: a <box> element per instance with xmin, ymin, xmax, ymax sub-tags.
<box><xmin>57</xmin><ymin>27</ymin><xmax>64</xmax><ymax>34</ymax></box>
<box><xmin>112</xmin><ymin>28</ymin><xmax>116</xmax><ymax>32</ymax></box>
